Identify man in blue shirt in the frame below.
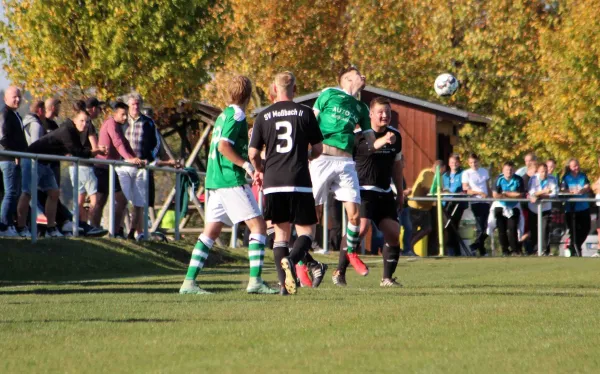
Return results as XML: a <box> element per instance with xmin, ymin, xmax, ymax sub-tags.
<box><xmin>442</xmin><ymin>154</ymin><xmax>467</xmax><ymax>256</ymax></box>
<box><xmin>493</xmin><ymin>161</ymin><xmax>525</xmax><ymax>256</ymax></box>
<box><xmin>560</xmin><ymin>158</ymin><xmax>591</xmax><ymax>257</ymax></box>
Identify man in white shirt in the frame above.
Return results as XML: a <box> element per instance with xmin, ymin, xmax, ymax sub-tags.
<box><xmin>528</xmin><ymin>163</ymin><xmax>558</xmax><ymax>256</ymax></box>
<box><xmin>461</xmin><ymin>153</ymin><xmax>491</xmax><ymax>256</ymax></box>
<box><xmin>516</xmin><ymin>152</ymin><xmax>536</xmax><ymax>177</ymax></box>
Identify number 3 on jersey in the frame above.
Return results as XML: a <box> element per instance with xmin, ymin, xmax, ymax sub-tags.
<box><xmin>276</xmin><ymin>121</ymin><xmax>293</xmax><ymax>153</ymax></box>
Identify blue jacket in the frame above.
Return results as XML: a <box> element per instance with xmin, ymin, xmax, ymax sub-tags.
<box><xmin>442</xmin><ymin>168</ymin><xmax>467</xmax><ymax>209</ymax></box>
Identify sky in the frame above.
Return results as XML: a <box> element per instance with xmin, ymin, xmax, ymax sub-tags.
<box><xmin>0</xmin><ymin>3</ymin><xmax>10</xmax><ymax>90</ymax></box>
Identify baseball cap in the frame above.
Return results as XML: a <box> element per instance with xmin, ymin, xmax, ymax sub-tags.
<box><xmin>85</xmin><ymin>97</ymin><xmax>105</xmax><ymax>109</ymax></box>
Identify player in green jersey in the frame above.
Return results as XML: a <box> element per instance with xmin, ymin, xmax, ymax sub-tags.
<box><xmin>180</xmin><ymin>75</ymin><xmax>277</xmax><ymax>295</ymax></box>
<box><xmin>309</xmin><ymin>65</ymin><xmax>376</xmax><ymax>285</ymax></box>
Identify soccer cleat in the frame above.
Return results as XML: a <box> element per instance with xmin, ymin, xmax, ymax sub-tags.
<box><xmin>45</xmin><ymin>227</ymin><xmax>64</xmax><ymax>238</ymax></box>
<box><xmin>308</xmin><ymin>262</ymin><xmax>328</xmax><ymax>288</ymax></box>
<box><xmin>246</xmin><ymin>279</ymin><xmax>279</xmax><ymax>294</ymax></box>
<box><xmin>380</xmin><ymin>278</ymin><xmax>403</xmax><ymax>287</ymax></box>
<box><xmin>280</xmin><ymin>257</ymin><xmax>297</xmax><ymax>295</ymax></box>
<box><xmin>295</xmin><ymin>264</ymin><xmax>313</xmax><ymax>288</ymax></box>
<box><xmin>347</xmin><ymin>252</ymin><xmax>369</xmax><ymax>276</ymax></box>
<box><xmin>179</xmin><ymin>280</ymin><xmax>212</xmax><ymax>295</ymax></box>
<box><xmin>331</xmin><ymin>269</ymin><xmax>347</xmax><ymax>287</ymax></box>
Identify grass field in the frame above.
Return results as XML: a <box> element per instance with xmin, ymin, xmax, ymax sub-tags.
<box><xmin>1</xmin><ymin>238</ymin><xmax>600</xmax><ymax>373</ymax></box>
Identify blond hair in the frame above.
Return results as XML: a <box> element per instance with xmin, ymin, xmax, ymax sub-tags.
<box><xmin>226</xmin><ymin>75</ymin><xmax>252</xmax><ymax>106</ymax></box>
<box><xmin>273</xmin><ymin>71</ymin><xmax>296</xmax><ymax>97</ymax></box>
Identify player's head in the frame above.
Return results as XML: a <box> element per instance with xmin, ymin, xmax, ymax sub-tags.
<box><xmin>369</xmin><ymin>97</ymin><xmax>391</xmax><ymax>130</ymax></box>
<box><xmin>338</xmin><ymin>65</ymin><xmax>365</xmax><ymax>97</ymax></box>
<box><xmin>272</xmin><ymin>71</ymin><xmax>296</xmax><ymax>102</ymax></box>
<box><xmin>226</xmin><ymin>75</ymin><xmax>253</xmax><ymax>107</ymax></box>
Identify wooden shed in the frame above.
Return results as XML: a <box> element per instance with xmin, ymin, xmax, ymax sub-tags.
<box><xmin>254</xmin><ymin>85</ymin><xmax>491</xmax><ymax>185</ymax></box>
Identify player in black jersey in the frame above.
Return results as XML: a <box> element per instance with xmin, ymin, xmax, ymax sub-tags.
<box><xmin>249</xmin><ymin>71</ymin><xmax>327</xmax><ymax>295</ymax></box>
<box><xmin>333</xmin><ymin>96</ymin><xmax>404</xmax><ymax>287</ymax></box>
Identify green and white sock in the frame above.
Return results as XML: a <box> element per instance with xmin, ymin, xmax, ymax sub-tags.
<box><xmin>185</xmin><ymin>234</ymin><xmax>214</xmax><ymax>280</ymax></box>
<box><xmin>248</xmin><ymin>233</ymin><xmax>266</xmax><ymax>280</ymax></box>
<box><xmin>346</xmin><ymin>223</ymin><xmax>360</xmax><ymax>254</ymax></box>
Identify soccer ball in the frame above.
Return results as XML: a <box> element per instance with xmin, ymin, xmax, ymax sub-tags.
<box><xmin>434</xmin><ymin>73</ymin><xmax>459</xmax><ymax>97</ymax></box>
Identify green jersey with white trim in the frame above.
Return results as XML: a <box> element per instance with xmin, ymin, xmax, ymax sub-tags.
<box><xmin>206</xmin><ymin>105</ymin><xmax>249</xmax><ymax>189</ymax></box>
<box><xmin>313</xmin><ymin>87</ymin><xmax>372</xmax><ymax>153</ymax></box>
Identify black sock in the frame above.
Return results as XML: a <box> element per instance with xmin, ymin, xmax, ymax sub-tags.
<box><xmin>336</xmin><ymin>234</ymin><xmax>350</xmax><ymax>274</ymax></box>
<box><xmin>383</xmin><ymin>245</ymin><xmax>401</xmax><ymax>279</ymax></box>
<box><xmin>273</xmin><ymin>242</ymin><xmax>289</xmax><ymax>286</ymax></box>
<box><xmin>291</xmin><ymin>235</ymin><xmax>312</xmax><ymax>265</ymax></box>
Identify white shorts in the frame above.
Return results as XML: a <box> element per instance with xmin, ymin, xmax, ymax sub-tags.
<box><xmin>69</xmin><ymin>165</ymin><xmax>98</xmax><ymax>195</ymax></box>
<box><xmin>206</xmin><ymin>185</ymin><xmax>261</xmax><ymax>226</ymax></box>
<box><xmin>309</xmin><ymin>155</ymin><xmax>361</xmax><ymax>205</ymax></box>
<box><xmin>116</xmin><ymin>166</ymin><xmax>148</xmax><ymax>207</ymax></box>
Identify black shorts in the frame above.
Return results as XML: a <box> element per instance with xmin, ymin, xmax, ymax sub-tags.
<box><xmin>94</xmin><ymin>167</ymin><xmax>122</xmax><ymax>194</ymax></box>
<box><xmin>264</xmin><ymin>192</ymin><xmax>318</xmax><ymax>225</ymax></box>
<box><xmin>359</xmin><ymin>190</ymin><xmax>398</xmax><ymax>225</ymax></box>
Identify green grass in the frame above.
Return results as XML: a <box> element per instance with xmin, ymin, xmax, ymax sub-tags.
<box><xmin>1</xmin><ymin>238</ymin><xmax>600</xmax><ymax>373</ymax></box>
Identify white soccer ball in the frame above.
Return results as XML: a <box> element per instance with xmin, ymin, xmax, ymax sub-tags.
<box><xmin>434</xmin><ymin>73</ymin><xmax>459</xmax><ymax>97</ymax></box>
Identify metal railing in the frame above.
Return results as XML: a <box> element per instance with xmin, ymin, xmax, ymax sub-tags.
<box><xmin>0</xmin><ymin>150</ymin><xmax>186</xmax><ymax>243</ymax></box>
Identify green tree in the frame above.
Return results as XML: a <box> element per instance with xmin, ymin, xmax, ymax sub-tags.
<box><xmin>0</xmin><ymin>0</ymin><xmax>227</xmax><ymax>109</ymax></box>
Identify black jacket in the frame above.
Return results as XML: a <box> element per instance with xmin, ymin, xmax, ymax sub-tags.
<box><xmin>27</xmin><ymin>119</ymin><xmax>92</xmax><ymax>163</ymax></box>
<box><xmin>0</xmin><ymin>106</ymin><xmax>28</xmax><ymax>161</ymax></box>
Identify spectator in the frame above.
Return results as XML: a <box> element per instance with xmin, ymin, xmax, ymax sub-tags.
<box><xmin>442</xmin><ymin>154</ymin><xmax>468</xmax><ymax>256</ymax></box>
<box><xmin>43</xmin><ymin>98</ymin><xmax>61</xmax><ymax>181</ymax></box>
<box><xmin>398</xmin><ymin>156</ymin><xmax>414</xmax><ymax>256</ymax></box>
<box><xmin>68</xmin><ymin>98</ymin><xmax>102</xmax><ymax>223</ymax></box>
<box><xmin>408</xmin><ymin>160</ymin><xmax>445</xmax><ymax>255</ymax></box>
<box><xmin>23</xmin><ymin>101</ymin><xmax>46</xmax><ymax>144</ymax></box>
<box><xmin>118</xmin><ymin>93</ymin><xmax>161</xmax><ymax>240</ymax></box>
<box><xmin>462</xmin><ymin>153</ymin><xmax>491</xmax><ymax>256</ymax></box>
<box><xmin>16</xmin><ymin>104</ymin><xmax>107</xmax><ymax>237</ymax></box>
<box><xmin>92</xmin><ymin>102</ymin><xmax>141</xmax><ymax>237</ymax></box>
<box><xmin>592</xmin><ymin>156</ymin><xmax>600</xmax><ymax>258</ymax></box>
<box><xmin>516</xmin><ymin>152</ymin><xmax>536</xmax><ymax>177</ymax></box>
<box><xmin>0</xmin><ymin>86</ymin><xmax>28</xmax><ymax>237</ymax></box>
<box><xmin>560</xmin><ymin>158</ymin><xmax>591</xmax><ymax>257</ymax></box>
<box><xmin>493</xmin><ymin>161</ymin><xmax>526</xmax><ymax>256</ymax></box>
<box><xmin>546</xmin><ymin>158</ymin><xmax>558</xmax><ymax>179</ymax></box>
<box><xmin>528</xmin><ymin>163</ymin><xmax>558</xmax><ymax>256</ymax></box>
<box><xmin>520</xmin><ymin>160</ymin><xmax>538</xmax><ymax>254</ymax></box>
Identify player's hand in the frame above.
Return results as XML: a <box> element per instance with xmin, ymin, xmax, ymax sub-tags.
<box><xmin>384</xmin><ymin>132</ymin><xmax>396</xmax><ymax>144</ymax></box>
<box><xmin>253</xmin><ymin>171</ymin><xmax>263</xmax><ymax>188</ymax></box>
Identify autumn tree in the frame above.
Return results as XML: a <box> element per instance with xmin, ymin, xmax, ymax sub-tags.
<box><xmin>0</xmin><ymin>0</ymin><xmax>227</xmax><ymax>109</ymax></box>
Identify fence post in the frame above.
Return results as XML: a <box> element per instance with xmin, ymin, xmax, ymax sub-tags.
<box><xmin>72</xmin><ymin>161</ymin><xmax>79</xmax><ymax>237</ymax></box>
<box><xmin>537</xmin><ymin>201</ymin><xmax>543</xmax><ymax>256</ymax></box>
<box><xmin>323</xmin><ymin>193</ymin><xmax>329</xmax><ymax>253</ymax></box>
<box><xmin>108</xmin><ymin>164</ymin><xmax>116</xmax><ymax>238</ymax></box>
<box><xmin>174</xmin><ymin>171</ymin><xmax>181</xmax><ymax>241</ymax></box>
<box><xmin>143</xmin><ymin>167</ymin><xmax>150</xmax><ymax>241</ymax></box>
<box><xmin>30</xmin><ymin>158</ymin><xmax>38</xmax><ymax>243</ymax></box>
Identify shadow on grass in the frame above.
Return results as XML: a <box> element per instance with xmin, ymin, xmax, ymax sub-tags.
<box><xmin>0</xmin><ymin>286</ymin><xmax>235</xmax><ymax>295</ymax></box>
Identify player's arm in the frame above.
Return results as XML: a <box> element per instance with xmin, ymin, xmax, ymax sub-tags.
<box><xmin>248</xmin><ymin>147</ymin><xmax>263</xmax><ymax>173</ymax></box>
<box><xmin>372</xmin><ymin>132</ymin><xmax>396</xmax><ymax>151</ymax></box>
<box><xmin>391</xmin><ymin>155</ymin><xmax>404</xmax><ymax>212</ymax></box>
<box><xmin>309</xmin><ymin>142</ymin><xmax>323</xmax><ymax>160</ymax></box>
<box><xmin>218</xmin><ymin>114</ymin><xmax>254</xmax><ymax>176</ymax></box>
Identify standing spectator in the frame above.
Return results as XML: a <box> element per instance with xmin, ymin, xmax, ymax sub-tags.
<box><xmin>516</xmin><ymin>152</ymin><xmax>537</xmax><ymax>177</ymax></box>
<box><xmin>520</xmin><ymin>160</ymin><xmax>538</xmax><ymax>254</ymax></box>
<box><xmin>0</xmin><ymin>86</ymin><xmax>28</xmax><ymax>237</ymax></box>
<box><xmin>23</xmin><ymin>101</ymin><xmax>46</xmax><ymax>144</ymax></box>
<box><xmin>493</xmin><ymin>161</ymin><xmax>526</xmax><ymax>256</ymax></box>
<box><xmin>560</xmin><ymin>158</ymin><xmax>591</xmax><ymax>257</ymax></box>
<box><xmin>91</xmin><ymin>102</ymin><xmax>141</xmax><ymax>236</ymax></box>
<box><xmin>546</xmin><ymin>158</ymin><xmax>558</xmax><ymax>179</ymax></box>
<box><xmin>43</xmin><ymin>98</ymin><xmax>61</xmax><ymax>181</ymax></box>
<box><xmin>118</xmin><ymin>93</ymin><xmax>160</xmax><ymax>240</ymax></box>
<box><xmin>68</xmin><ymin>98</ymin><xmax>102</xmax><ymax>223</ymax></box>
<box><xmin>462</xmin><ymin>153</ymin><xmax>491</xmax><ymax>256</ymax></box>
<box><xmin>592</xmin><ymin>156</ymin><xmax>600</xmax><ymax>258</ymax></box>
<box><xmin>528</xmin><ymin>163</ymin><xmax>558</xmax><ymax>256</ymax></box>
<box><xmin>408</xmin><ymin>160</ymin><xmax>445</xmax><ymax>255</ymax></box>
<box><xmin>442</xmin><ymin>154</ymin><xmax>467</xmax><ymax>256</ymax></box>
<box><xmin>16</xmin><ymin>104</ymin><xmax>107</xmax><ymax>237</ymax></box>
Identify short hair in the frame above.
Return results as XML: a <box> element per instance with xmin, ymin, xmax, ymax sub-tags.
<box><xmin>538</xmin><ymin>163</ymin><xmax>548</xmax><ymax>170</ymax></box>
<box><xmin>434</xmin><ymin>159</ymin><xmax>444</xmax><ymax>168</ymax></box>
<box><xmin>127</xmin><ymin>92</ymin><xmax>143</xmax><ymax>105</ymax></box>
<box><xmin>114</xmin><ymin>102</ymin><xmax>129</xmax><ymax>112</ymax></box>
<box><xmin>30</xmin><ymin>100</ymin><xmax>44</xmax><ymax>113</ymax></box>
<box><xmin>468</xmin><ymin>153</ymin><xmax>479</xmax><ymax>160</ymax></box>
<box><xmin>503</xmin><ymin>161</ymin><xmax>515</xmax><ymax>168</ymax></box>
<box><xmin>338</xmin><ymin>65</ymin><xmax>360</xmax><ymax>84</ymax></box>
<box><xmin>72</xmin><ymin>100</ymin><xmax>89</xmax><ymax>117</ymax></box>
<box><xmin>273</xmin><ymin>71</ymin><xmax>295</xmax><ymax>96</ymax></box>
<box><xmin>524</xmin><ymin>152</ymin><xmax>537</xmax><ymax>161</ymax></box>
<box><xmin>226</xmin><ymin>75</ymin><xmax>252</xmax><ymax>106</ymax></box>
<box><xmin>45</xmin><ymin>98</ymin><xmax>60</xmax><ymax>110</ymax></box>
<box><xmin>369</xmin><ymin>96</ymin><xmax>391</xmax><ymax>109</ymax></box>
<box><xmin>449</xmin><ymin>153</ymin><xmax>460</xmax><ymax>162</ymax></box>
<box><xmin>546</xmin><ymin>158</ymin><xmax>556</xmax><ymax>164</ymax></box>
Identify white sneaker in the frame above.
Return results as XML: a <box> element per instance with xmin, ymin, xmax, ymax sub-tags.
<box><xmin>61</xmin><ymin>221</ymin><xmax>83</xmax><ymax>233</ymax></box>
<box><xmin>17</xmin><ymin>227</ymin><xmax>32</xmax><ymax>238</ymax></box>
<box><xmin>591</xmin><ymin>252</ymin><xmax>600</xmax><ymax>258</ymax></box>
<box><xmin>0</xmin><ymin>227</ymin><xmax>19</xmax><ymax>237</ymax></box>
<box><xmin>45</xmin><ymin>227</ymin><xmax>64</xmax><ymax>238</ymax></box>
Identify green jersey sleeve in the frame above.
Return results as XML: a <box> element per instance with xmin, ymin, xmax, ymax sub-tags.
<box><xmin>358</xmin><ymin>102</ymin><xmax>371</xmax><ymax>131</ymax></box>
<box><xmin>220</xmin><ymin>106</ymin><xmax>245</xmax><ymax>144</ymax></box>
<box><xmin>313</xmin><ymin>88</ymin><xmax>331</xmax><ymax>115</ymax></box>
